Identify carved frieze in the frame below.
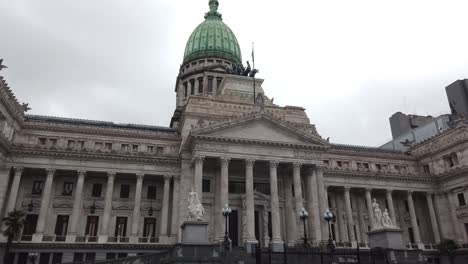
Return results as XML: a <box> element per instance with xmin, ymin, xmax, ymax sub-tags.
<box><xmin>52</xmin><ymin>197</ymin><xmax>74</xmax><ymax>208</ymax></box>
<box><xmin>294</xmin><ymin>150</ymin><xmax>320</xmax><ymax>160</ymax></box>
<box><xmin>194</xmin><ymin>143</ymin><xmax>228</xmax><ymax>152</ymax></box>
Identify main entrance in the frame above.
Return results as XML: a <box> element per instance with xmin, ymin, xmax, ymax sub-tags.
<box><xmin>229</xmin><ymin>210</ymin><xmax>239</xmax><ymax>247</ymax></box>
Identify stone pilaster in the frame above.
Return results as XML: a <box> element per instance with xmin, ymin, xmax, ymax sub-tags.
<box><xmin>365</xmin><ymin>188</ymin><xmax>374</xmax><ymax>230</ymax></box>
<box><xmin>269</xmin><ymin>160</ymin><xmax>283</xmax><ymax>250</ymax></box>
<box><xmin>100</xmin><ymin>171</ymin><xmax>115</xmax><ymax>242</ymax></box>
<box><xmin>193</xmin><ymin>157</ymin><xmax>204</xmax><ymax>200</ymax></box>
<box><xmin>130</xmin><ymin>173</ymin><xmax>144</xmax><ymax>243</ymax></box>
<box><xmin>67</xmin><ymin>170</ymin><xmax>86</xmax><ymax>241</ymax></box>
<box><xmin>245</xmin><ymin>159</ymin><xmax>258</xmax><ymax>251</ymax></box>
<box><xmin>344</xmin><ymin>186</ymin><xmax>356</xmax><ymax>243</ymax></box>
<box><xmin>292</xmin><ymin>162</ymin><xmax>303</xmax><ymax>242</ymax></box>
<box><xmin>170</xmin><ymin>176</ymin><xmax>181</xmax><ymax>243</ymax></box>
<box><xmin>33</xmin><ymin>168</ymin><xmax>55</xmax><ymax>241</ymax></box>
<box><xmin>425</xmin><ymin>192</ymin><xmax>441</xmax><ymax>243</ymax></box>
<box><xmin>5</xmin><ymin>166</ymin><xmax>23</xmax><ymax>214</ymax></box>
<box><xmin>159</xmin><ymin>175</ymin><xmax>171</xmax><ymax>243</ymax></box>
<box><xmin>386</xmin><ymin>189</ymin><xmax>397</xmax><ymax>226</ymax></box>
<box><xmin>407</xmin><ymin>191</ymin><xmax>422</xmax><ymax>246</ymax></box>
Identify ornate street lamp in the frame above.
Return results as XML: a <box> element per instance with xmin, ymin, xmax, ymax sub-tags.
<box><xmin>27</xmin><ymin>199</ymin><xmax>34</xmax><ymax>212</ymax></box>
<box><xmin>323</xmin><ymin>209</ymin><xmax>335</xmax><ymax>252</ymax></box>
<box><xmin>222</xmin><ymin>203</ymin><xmax>232</xmax><ymax>250</ymax></box>
<box><xmin>299</xmin><ymin>207</ymin><xmax>309</xmax><ymax>247</ymax></box>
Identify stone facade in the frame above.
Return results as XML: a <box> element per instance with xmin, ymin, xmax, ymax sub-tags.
<box><xmin>1</xmin><ymin>2</ymin><xmax>468</xmax><ymax>263</ymax></box>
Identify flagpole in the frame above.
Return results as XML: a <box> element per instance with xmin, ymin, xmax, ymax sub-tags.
<box><xmin>252</xmin><ymin>42</ymin><xmax>256</xmax><ymax>104</ymax></box>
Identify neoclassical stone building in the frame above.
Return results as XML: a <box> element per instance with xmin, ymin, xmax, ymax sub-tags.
<box><xmin>1</xmin><ymin>1</ymin><xmax>468</xmax><ymax>263</ymax></box>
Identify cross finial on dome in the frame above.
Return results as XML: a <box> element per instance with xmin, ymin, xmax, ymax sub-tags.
<box><xmin>205</xmin><ymin>0</ymin><xmax>222</xmax><ymax>19</ymax></box>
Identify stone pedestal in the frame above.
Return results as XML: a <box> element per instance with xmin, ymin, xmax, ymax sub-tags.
<box><xmin>181</xmin><ymin>221</ymin><xmax>209</xmax><ymax>244</ymax></box>
<box><xmin>368</xmin><ymin>228</ymin><xmax>404</xmax><ymax>249</ymax></box>
<box><xmin>245</xmin><ymin>240</ymin><xmax>259</xmax><ymax>253</ymax></box>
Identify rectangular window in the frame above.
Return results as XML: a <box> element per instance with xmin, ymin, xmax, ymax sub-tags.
<box><xmin>147</xmin><ymin>145</ymin><xmax>154</xmax><ymax>153</ymax></box>
<box><xmin>120</xmin><ymin>184</ymin><xmax>130</xmax><ymax>198</ymax></box>
<box><xmin>49</xmin><ymin>138</ymin><xmax>57</xmax><ymax>146</ymax></box>
<box><xmin>95</xmin><ymin>142</ymin><xmax>103</xmax><ymax>149</ymax></box>
<box><xmin>375</xmin><ymin>164</ymin><xmax>382</xmax><ymax>171</ymax></box>
<box><xmin>458</xmin><ymin>193</ymin><xmax>466</xmax><ymax>206</ymax></box>
<box><xmin>32</xmin><ymin>181</ymin><xmax>44</xmax><ymax>195</ymax></box>
<box><xmin>147</xmin><ymin>186</ymin><xmax>157</xmax><ymax>200</ymax></box>
<box><xmin>38</xmin><ymin>137</ymin><xmax>47</xmax><ymax>145</ymax></box>
<box><xmin>77</xmin><ymin>140</ymin><xmax>85</xmax><ymax>148</ymax></box>
<box><xmin>121</xmin><ymin>144</ymin><xmax>129</xmax><ymax>152</ymax></box>
<box><xmin>208</xmin><ymin>77</ymin><xmax>214</xmax><ymax>93</ymax></box>
<box><xmin>51</xmin><ymin>253</ymin><xmax>62</xmax><ymax>264</ymax></box>
<box><xmin>143</xmin><ymin>218</ymin><xmax>156</xmax><ymax>238</ymax></box>
<box><xmin>73</xmin><ymin>253</ymin><xmax>84</xmax><ymax>262</ymax></box>
<box><xmin>115</xmin><ymin>217</ymin><xmax>128</xmax><ymax>237</ymax></box>
<box><xmin>190</xmin><ymin>80</ymin><xmax>195</xmax><ymax>95</ymax></box>
<box><xmin>156</xmin><ymin>146</ymin><xmax>164</xmax><ymax>154</ymax></box>
<box><xmin>198</xmin><ymin>79</ymin><xmax>203</xmax><ymax>94</ymax></box>
<box><xmin>423</xmin><ymin>164</ymin><xmax>430</xmax><ymax>174</ymax></box>
<box><xmin>183</xmin><ymin>82</ymin><xmax>188</xmax><ymax>98</ymax></box>
<box><xmin>202</xmin><ymin>179</ymin><xmax>211</xmax><ymax>193</ymax></box>
<box><xmin>216</xmin><ymin>78</ymin><xmax>222</xmax><ymax>90</ymax></box>
<box><xmin>132</xmin><ymin>144</ymin><xmax>139</xmax><ymax>152</ymax></box>
<box><xmin>85</xmin><ymin>216</ymin><xmax>99</xmax><ymax>236</ymax></box>
<box><xmin>91</xmin><ymin>183</ymin><xmax>102</xmax><ymax>197</ymax></box>
<box><xmin>336</xmin><ymin>161</ymin><xmax>342</xmax><ymax>167</ymax></box>
<box><xmin>67</xmin><ymin>140</ymin><xmax>75</xmax><ymax>148</ymax></box>
<box><xmin>54</xmin><ymin>215</ymin><xmax>69</xmax><ymax>237</ymax></box>
<box><xmin>105</xmin><ymin>142</ymin><xmax>112</xmax><ymax>150</ymax></box>
<box><xmin>228</xmin><ymin>181</ymin><xmax>245</xmax><ymax>194</ymax></box>
<box><xmin>62</xmin><ymin>182</ymin><xmax>74</xmax><ymax>196</ymax></box>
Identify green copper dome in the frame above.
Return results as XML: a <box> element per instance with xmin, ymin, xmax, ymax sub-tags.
<box><xmin>183</xmin><ymin>0</ymin><xmax>242</xmax><ymax>64</ymax></box>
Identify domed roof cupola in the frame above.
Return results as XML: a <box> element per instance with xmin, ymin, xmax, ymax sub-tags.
<box><xmin>183</xmin><ymin>0</ymin><xmax>242</xmax><ymax>65</ymax></box>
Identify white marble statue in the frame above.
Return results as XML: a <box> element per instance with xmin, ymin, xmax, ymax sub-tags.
<box><xmin>382</xmin><ymin>209</ymin><xmax>393</xmax><ymax>228</ymax></box>
<box><xmin>188</xmin><ymin>190</ymin><xmax>205</xmax><ymax>221</ymax></box>
<box><xmin>372</xmin><ymin>198</ymin><xmax>383</xmax><ymax>228</ymax></box>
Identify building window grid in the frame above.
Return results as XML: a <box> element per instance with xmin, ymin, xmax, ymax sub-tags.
<box><xmin>62</xmin><ymin>182</ymin><xmax>74</xmax><ymax>196</ymax></box>
<box><xmin>32</xmin><ymin>181</ymin><xmax>44</xmax><ymax>195</ymax></box>
<box><xmin>458</xmin><ymin>192</ymin><xmax>466</xmax><ymax>206</ymax></box>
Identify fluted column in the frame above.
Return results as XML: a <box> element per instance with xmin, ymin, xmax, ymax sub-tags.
<box><xmin>344</xmin><ymin>187</ymin><xmax>356</xmax><ymax>243</ymax></box>
<box><xmin>365</xmin><ymin>188</ymin><xmax>374</xmax><ymax>230</ymax></box>
<box><xmin>306</xmin><ymin>168</ymin><xmax>321</xmax><ymax>241</ymax></box>
<box><xmin>101</xmin><ymin>171</ymin><xmax>115</xmax><ymax>238</ymax></box>
<box><xmin>218</xmin><ymin>157</ymin><xmax>230</xmax><ymax>240</ymax></box>
<box><xmin>245</xmin><ymin>159</ymin><xmax>257</xmax><ymax>246</ymax></box>
<box><xmin>426</xmin><ymin>192</ymin><xmax>441</xmax><ymax>243</ymax></box>
<box><xmin>68</xmin><ymin>170</ymin><xmax>86</xmax><ymax>238</ymax></box>
<box><xmin>0</xmin><ymin>167</ymin><xmax>10</xmax><ymax>216</ymax></box>
<box><xmin>5</xmin><ymin>166</ymin><xmax>23</xmax><ymax>214</ymax></box>
<box><xmin>269</xmin><ymin>160</ymin><xmax>283</xmax><ymax>249</ymax></box>
<box><xmin>315</xmin><ymin>165</ymin><xmax>328</xmax><ymax>238</ymax></box>
<box><xmin>194</xmin><ymin>157</ymin><xmax>204</xmax><ymax>200</ymax></box>
<box><xmin>171</xmin><ymin>176</ymin><xmax>181</xmax><ymax>243</ymax></box>
<box><xmin>407</xmin><ymin>191</ymin><xmax>422</xmax><ymax>245</ymax></box>
<box><xmin>159</xmin><ymin>175</ymin><xmax>171</xmax><ymax>243</ymax></box>
<box><xmin>130</xmin><ymin>173</ymin><xmax>144</xmax><ymax>242</ymax></box>
<box><xmin>284</xmin><ymin>170</ymin><xmax>297</xmax><ymax>244</ymax></box>
<box><xmin>292</xmin><ymin>163</ymin><xmax>304</xmax><ymax>241</ymax></box>
<box><xmin>386</xmin><ymin>189</ymin><xmax>397</xmax><ymax>226</ymax></box>
<box><xmin>34</xmin><ymin>168</ymin><xmax>55</xmax><ymax>240</ymax></box>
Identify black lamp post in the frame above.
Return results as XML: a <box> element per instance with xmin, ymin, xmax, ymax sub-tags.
<box><xmin>299</xmin><ymin>207</ymin><xmax>309</xmax><ymax>247</ymax></box>
<box><xmin>323</xmin><ymin>209</ymin><xmax>335</xmax><ymax>252</ymax></box>
<box><xmin>222</xmin><ymin>203</ymin><xmax>232</xmax><ymax>250</ymax></box>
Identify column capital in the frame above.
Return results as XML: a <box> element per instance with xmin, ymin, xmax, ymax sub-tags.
<box><xmin>245</xmin><ymin>159</ymin><xmax>255</xmax><ymax>168</ymax></box>
<box><xmin>45</xmin><ymin>168</ymin><xmax>56</xmax><ymax>177</ymax></box>
<box><xmin>77</xmin><ymin>170</ymin><xmax>86</xmax><ymax>178</ymax></box>
<box><xmin>108</xmin><ymin>171</ymin><xmax>116</xmax><ymax>178</ymax></box>
<box><xmin>292</xmin><ymin>162</ymin><xmax>302</xmax><ymax>170</ymax></box>
<box><xmin>269</xmin><ymin>160</ymin><xmax>279</xmax><ymax>169</ymax></box>
<box><xmin>163</xmin><ymin>175</ymin><xmax>172</xmax><ymax>181</ymax></box>
<box><xmin>220</xmin><ymin>157</ymin><xmax>230</xmax><ymax>167</ymax></box>
<box><xmin>13</xmin><ymin>166</ymin><xmax>23</xmax><ymax>174</ymax></box>
<box><xmin>136</xmin><ymin>173</ymin><xmax>144</xmax><ymax>180</ymax></box>
<box><xmin>386</xmin><ymin>188</ymin><xmax>394</xmax><ymax>194</ymax></box>
<box><xmin>193</xmin><ymin>156</ymin><xmax>205</xmax><ymax>165</ymax></box>
<box><xmin>426</xmin><ymin>191</ymin><xmax>435</xmax><ymax>198</ymax></box>
<box><xmin>365</xmin><ymin>187</ymin><xmax>373</xmax><ymax>193</ymax></box>
<box><xmin>407</xmin><ymin>190</ymin><xmax>414</xmax><ymax>197</ymax></box>
<box><xmin>344</xmin><ymin>186</ymin><xmax>352</xmax><ymax>192</ymax></box>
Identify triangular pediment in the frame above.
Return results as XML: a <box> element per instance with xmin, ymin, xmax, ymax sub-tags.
<box><xmin>191</xmin><ymin>112</ymin><xmax>328</xmax><ymax>147</ymax></box>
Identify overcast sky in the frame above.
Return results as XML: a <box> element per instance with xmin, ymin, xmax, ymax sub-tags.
<box><xmin>1</xmin><ymin>0</ymin><xmax>467</xmax><ymax>146</ymax></box>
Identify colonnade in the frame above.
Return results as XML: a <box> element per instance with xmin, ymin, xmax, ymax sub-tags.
<box><xmin>2</xmin><ymin>166</ymin><xmax>178</xmax><ymax>243</ymax></box>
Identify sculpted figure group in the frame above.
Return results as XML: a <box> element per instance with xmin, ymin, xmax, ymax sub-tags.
<box><xmin>372</xmin><ymin>198</ymin><xmax>396</xmax><ymax>229</ymax></box>
<box><xmin>188</xmin><ymin>190</ymin><xmax>205</xmax><ymax>221</ymax></box>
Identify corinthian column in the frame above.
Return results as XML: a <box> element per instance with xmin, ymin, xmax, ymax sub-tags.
<box><xmin>34</xmin><ymin>168</ymin><xmax>55</xmax><ymax>241</ymax></box>
<box><xmin>5</xmin><ymin>166</ymin><xmax>23</xmax><ymax>215</ymax></box>
<box><xmin>159</xmin><ymin>175</ymin><xmax>171</xmax><ymax>243</ymax></box>
<box><xmin>218</xmin><ymin>157</ymin><xmax>230</xmax><ymax>240</ymax></box>
<box><xmin>284</xmin><ymin>169</ymin><xmax>297</xmax><ymax>244</ymax></box>
<box><xmin>293</xmin><ymin>162</ymin><xmax>304</xmax><ymax>241</ymax></box>
<box><xmin>170</xmin><ymin>176</ymin><xmax>181</xmax><ymax>243</ymax></box>
<box><xmin>100</xmin><ymin>171</ymin><xmax>115</xmax><ymax>241</ymax></box>
<box><xmin>193</xmin><ymin>157</ymin><xmax>204</xmax><ymax>200</ymax></box>
<box><xmin>130</xmin><ymin>173</ymin><xmax>144</xmax><ymax>243</ymax></box>
<box><xmin>306</xmin><ymin>168</ymin><xmax>321</xmax><ymax>241</ymax></box>
<box><xmin>269</xmin><ymin>160</ymin><xmax>283</xmax><ymax>251</ymax></box>
<box><xmin>365</xmin><ymin>188</ymin><xmax>374</xmax><ymax>230</ymax></box>
<box><xmin>245</xmin><ymin>159</ymin><xmax>258</xmax><ymax>251</ymax></box>
<box><xmin>426</xmin><ymin>192</ymin><xmax>441</xmax><ymax>243</ymax></box>
<box><xmin>67</xmin><ymin>170</ymin><xmax>86</xmax><ymax>241</ymax></box>
<box><xmin>344</xmin><ymin>186</ymin><xmax>356</xmax><ymax>243</ymax></box>
<box><xmin>315</xmin><ymin>165</ymin><xmax>328</xmax><ymax>238</ymax></box>
<box><xmin>386</xmin><ymin>189</ymin><xmax>397</xmax><ymax>226</ymax></box>
<box><xmin>407</xmin><ymin>191</ymin><xmax>422</xmax><ymax>246</ymax></box>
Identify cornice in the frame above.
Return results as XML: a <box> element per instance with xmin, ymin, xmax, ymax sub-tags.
<box><xmin>11</xmin><ymin>146</ymin><xmax>180</xmax><ymax>165</ymax></box>
<box><xmin>410</xmin><ymin>126</ymin><xmax>468</xmax><ymax>158</ymax></box>
<box><xmin>5</xmin><ymin>242</ymin><xmax>172</xmax><ymax>250</ymax></box>
<box><xmin>435</xmin><ymin>165</ymin><xmax>468</xmax><ymax>183</ymax></box>
<box><xmin>324</xmin><ymin>168</ymin><xmax>435</xmax><ymax>184</ymax></box>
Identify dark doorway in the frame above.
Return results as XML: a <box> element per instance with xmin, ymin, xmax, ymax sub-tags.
<box><xmin>408</xmin><ymin>227</ymin><xmax>415</xmax><ymax>244</ymax></box>
<box><xmin>54</xmin><ymin>215</ymin><xmax>69</xmax><ymax>239</ymax></box>
<box><xmin>229</xmin><ymin>210</ymin><xmax>239</xmax><ymax>247</ymax></box>
<box><xmin>143</xmin><ymin>218</ymin><xmax>157</xmax><ymax>238</ymax></box>
<box><xmin>115</xmin><ymin>217</ymin><xmax>128</xmax><ymax>237</ymax></box>
<box><xmin>23</xmin><ymin>214</ymin><xmax>38</xmax><ymax>239</ymax></box>
<box><xmin>17</xmin><ymin>253</ymin><xmax>28</xmax><ymax>264</ymax></box>
<box><xmin>85</xmin><ymin>216</ymin><xmax>99</xmax><ymax>236</ymax></box>
<box><xmin>254</xmin><ymin>211</ymin><xmax>260</xmax><ymax>245</ymax></box>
